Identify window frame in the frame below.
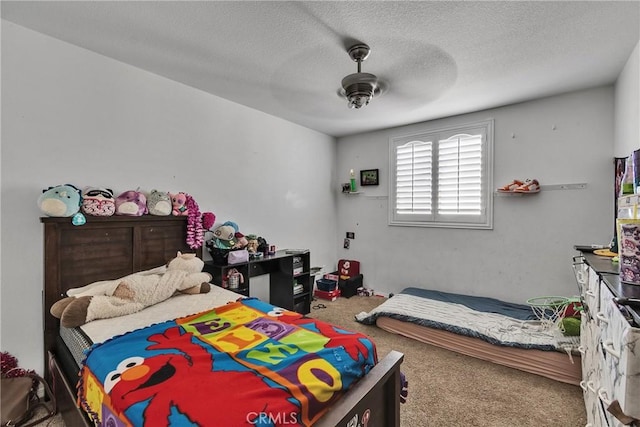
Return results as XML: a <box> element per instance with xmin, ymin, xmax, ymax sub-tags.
<box><xmin>388</xmin><ymin>119</ymin><xmax>494</xmax><ymax>229</ymax></box>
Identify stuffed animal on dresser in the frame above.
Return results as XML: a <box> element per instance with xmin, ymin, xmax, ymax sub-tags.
<box><xmin>50</xmin><ymin>252</ymin><xmax>212</xmax><ymax>328</ymax></box>
<box><xmin>81</xmin><ymin>187</ymin><xmax>115</xmax><ymax>217</ymax></box>
<box><xmin>115</xmin><ymin>189</ymin><xmax>148</xmax><ymax>216</ymax></box>
<box><xmin>147</xmin><ymin>190</ymin><xmax>172</xmax><ymax>216</ymax></box>
<box><xmin>170</xmin><ymin>192</ymin><xmax>188</xmax><ymax>216</ymax></box>
<box><xmin>38</xmin><ymin>184</ymin><xmax>82</xmax><ymax>217</ymax></box>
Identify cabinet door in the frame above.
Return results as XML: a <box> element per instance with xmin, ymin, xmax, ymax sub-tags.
<box><xmin>598</xmin><ymin>284</ymin><xmax>640</xmax><ymax>419</ymax></box>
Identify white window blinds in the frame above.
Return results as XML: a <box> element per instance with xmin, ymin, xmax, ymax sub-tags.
<box><xmin>438</xmin><ymin>133</ymin><xmax>482</xmax><ymax>216</ymax></box>
<box><xmin>389</xmin><ymin>119</ymin><xmax>493</xmax><ymax>229</ymax></box>
<box><xmin>396</xmin><ymin>141</ymin><xmax>432</xmax><ymax>215</ymax></box>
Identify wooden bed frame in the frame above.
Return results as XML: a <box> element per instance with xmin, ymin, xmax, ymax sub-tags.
<box><xmin>42</xmin><ymin>216</ymin><xmax>404</xmax><ymax>426</ymax></box>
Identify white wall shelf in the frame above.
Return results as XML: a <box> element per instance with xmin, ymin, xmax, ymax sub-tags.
<box><xmin>494</xmin><ymin>191</ymin><xmax>540</xmax><ymax>196</ymax></box>
<box><xmin>495</xmin><ymin>182</ymin><xmax>588</xmax><ymax>196</ymax></box>
<box><xmin>539</xmin><ymin>183</ymin><xmax>587</xmax><ymax>191</ymax></box>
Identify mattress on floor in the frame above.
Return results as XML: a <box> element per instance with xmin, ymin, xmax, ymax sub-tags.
<box><xmin>376</xmin><ymin>316</ymin><xmax>582</xmax><ymax>385</ymax></box>
<box><xmin>59</xmin><ymin>285</ymin><xmax>244</xmax><ymax>365</ymax></box>
<box><xmin>356</xmin><ymin>287</ymin><xmax>579</xmax><ymax>352</ymax></box>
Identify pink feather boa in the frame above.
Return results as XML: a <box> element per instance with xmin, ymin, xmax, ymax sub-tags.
<box><xmin>184</xmin><ymin>195</ymin><xmax>215</xmax><ymax>249</ymax></box>
<box><xmin>185</xmin><ymin>195</ymin><xmax>204</xmax><ymax>249</ymax></box>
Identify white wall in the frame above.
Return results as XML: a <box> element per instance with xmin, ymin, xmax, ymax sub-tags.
<box><xmin>336</xmin><ymin>87</ymin><xmax>614</xmax><ymax>303</ymax></box>
<box><xmin>614</xmin><ymin>40</ymin><xmax>640</xmax><ymax>157</ymax></box>
<box><xmin>0</xmin><ymin>21</ymin><xmax>338</xmax><ymax>374</ymax></box>
<box><xmin>2</xmin><ymin>20</ymin><xmax>635</xmax><ymax>376</ymax></box>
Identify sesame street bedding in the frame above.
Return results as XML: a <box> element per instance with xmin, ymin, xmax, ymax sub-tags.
<box><xmin>78</xmin><ymin>298</ymin><xmax>377</xmax><ymax>426</ymax></box>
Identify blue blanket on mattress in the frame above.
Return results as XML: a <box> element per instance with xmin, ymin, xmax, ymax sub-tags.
<box><xmin>400</xmin><ymin>287</ymin><xmax>538</xmax><ymax>321</ymax></box>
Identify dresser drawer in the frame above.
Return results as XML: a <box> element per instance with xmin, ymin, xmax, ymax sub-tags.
<box><xmin>582</xmin><ymin>267</ymin><xmax>601</xmax><ymax>318</ymax></box>
<box><xmin>573</xmin><ymin>257</ymin><xmax>589</xmax><ymax>294</ymax></box>
<box><xmin>582</xmin><ymin>379</ymin><xmax>614</xmax><ymax>427</ymax></box>
<box><xmin>596</xmin><ymin>285</ymin><xmax>640</xmax><ymax>419</ymax></box>
<box><xmin>594</xmin><ymin>385</ymin><xmax>634</xmax><ymax>427</ymax></box>
<box><xmin>579</xmin><ymin>312</ymin><xmax>600</xmax><ymax>384</ymax></box>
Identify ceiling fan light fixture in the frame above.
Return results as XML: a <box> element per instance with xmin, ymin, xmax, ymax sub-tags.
<box><xmin>340</xmin><ymin>43</ymin><xmax>381</xmax><ymax>109</ymax></box>
<box><xmin>348</xmin><ymin>92</ymin><xmax>372</xmax><ymax>109</ymax></box>
<box><xmin>342</xmin><ymin>72</ymin><xmax>378</xmax><ymax>109</ymax></box>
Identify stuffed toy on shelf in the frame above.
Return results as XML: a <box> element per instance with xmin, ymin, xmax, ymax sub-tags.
<box><xmin>147</xmin><ymin>190</ymin><xmax>172</xmax><ymax>216</ymax></box>
<box><xmin>170</xmin><ymin>192</ymin><xmax>189</xmax><ymax>216</ymax></box>
<box><xmin>115</xmin><ymin>189</ymin><xmax>147</xmax><ymax>216</ymax></box>
<box><xmin>209</xmin><ymin>222</ymin><xmax>238</xmax><ymax>249</ymax></box>
<box><xmin>81</xmin><ymin>187</ymin><xmax>115</xmax><ymax>217</ymax></box>
<box><xmin>38</xmin><ymin>184</ymin><xmax>82</xmax><ymax>217</ymax></box>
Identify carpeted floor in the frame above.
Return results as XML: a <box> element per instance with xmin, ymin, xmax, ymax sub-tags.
<box><xmin>31</xmin><ymin>295</ymin><xmax>587</xmax><ymax>426</ymax></box>
<box><xmin>307</xmin><ymin>295</ymin><xmax>587</xmax><ymax>427</ymax></box>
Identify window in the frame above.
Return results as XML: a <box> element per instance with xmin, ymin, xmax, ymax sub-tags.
<box><xmin>389</xmin><ymin>119</ymin><xmax>493</xmax><ymax>229</ymax></box>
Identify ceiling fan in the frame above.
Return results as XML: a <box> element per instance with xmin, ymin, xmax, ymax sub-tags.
<box><xmin>340</xmin><ymin>43</ymin><xmax>385</xmax><ymax>109</ymax></box>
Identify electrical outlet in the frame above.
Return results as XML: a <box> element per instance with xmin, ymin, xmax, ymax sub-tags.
<box><xmin>346</xmin><ymin>232</ymin><xmax>355</xmax><ymax>239</ymax></box>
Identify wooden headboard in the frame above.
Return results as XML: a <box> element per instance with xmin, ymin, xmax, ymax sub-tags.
<box><xmin>41</xmin><ymin>216</ymin><xmax>201</xmax><ymax>369</ymax></box>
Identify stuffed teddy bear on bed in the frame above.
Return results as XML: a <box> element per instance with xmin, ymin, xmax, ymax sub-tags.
<box><xmin>50</xmin><ymin>252</ymin><xmax>212</xmax><ymax>328</ymax></box>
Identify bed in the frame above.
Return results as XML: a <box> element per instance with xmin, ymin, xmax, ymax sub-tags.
<box><xmin>42</xmin><ymin>216</ymin><xmax>404</xmax><ymax>426</ymax></box>
<box><xmin>356</xmin><ymin>287</ymin><xmax>581</xmax><ymax>386</ymax></box>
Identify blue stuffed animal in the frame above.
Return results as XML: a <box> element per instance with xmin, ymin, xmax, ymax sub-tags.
<box><xmin>38</xmin><ymin>184</ymin><xmax>82</xmax><ymax>217</ymax></box>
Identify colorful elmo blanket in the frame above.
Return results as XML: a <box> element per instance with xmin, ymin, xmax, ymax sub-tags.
<box><xmin>78</xmin><ymin>298</ymin><xmax>377</xmax><ymax>426</ymax></box>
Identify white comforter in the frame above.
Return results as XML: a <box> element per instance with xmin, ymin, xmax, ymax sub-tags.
<box><xmin>356</xmin><ymin>293</ymin><xmax>578</xmax><ymax>351</ymax></box>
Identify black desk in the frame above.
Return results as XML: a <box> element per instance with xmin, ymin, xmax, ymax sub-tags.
<box><xmin>204</xmin><ymin>250</ymin><xmax>312</xmax><ymax>314</ymax></box>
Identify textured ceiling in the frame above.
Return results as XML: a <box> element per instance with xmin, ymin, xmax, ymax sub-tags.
<box><xmin>2</xmin><ymin>1</ymin><xmax>639</xmax><ymax>137</ymax></box>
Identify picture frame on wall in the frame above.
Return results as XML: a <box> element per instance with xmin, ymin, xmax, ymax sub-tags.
<box><xmin>360</xmin><ymin>169</ymin><xmax>379</xmax><ymax>186</ymax></box>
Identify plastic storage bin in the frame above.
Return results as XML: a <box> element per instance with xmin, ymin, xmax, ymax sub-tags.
<box><xmin>316</xmin><ymin>278</ymin><xmax>338</xmax><ymax>292</ymax></box>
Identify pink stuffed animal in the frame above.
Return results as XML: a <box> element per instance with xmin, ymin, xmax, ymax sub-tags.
<box><xmin>170</xmin><ymin>192</ymin><xmax>188</xmax><ymax>216</ymax></box>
